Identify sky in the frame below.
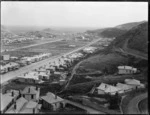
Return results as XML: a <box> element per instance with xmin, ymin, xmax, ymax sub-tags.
<box><xmin>1</xmin><ymin>2</ymin><xmax>148</xmax><ymax>28</ymax></box>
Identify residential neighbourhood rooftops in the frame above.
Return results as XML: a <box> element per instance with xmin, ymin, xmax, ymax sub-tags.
<box><xmin>41</xmin><ymin>92</ymin><xmax>64</xmax><ymax>104</ymax></box>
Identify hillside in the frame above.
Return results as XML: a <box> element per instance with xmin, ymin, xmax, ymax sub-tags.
<box><xmin>18</xmin><ymin>30</ymin><xmax>55</xmax><ymax>38</ymax></box>
<box><xmin>115</xmin><ymin>21</ymin><xmax>146</xmax><ymax>30</ymax></box>
<box><xmin>86</xmin><ymin>21</ymin><xmax>146</xmax><ymax>38</ymax></box>
<box><xmin>1</xmin><ymin>25</ymin><xmax>18</xmax><ymax>39</ymax></box>
<box><xmin>98</xmin><ymin>28</ymin><xmax>127</xmax><ymax>38</ymax></box>
<box><xmin>109</xmin><ymin>22</ymin><xmax>148</xmax><ymax>53</ymax></box>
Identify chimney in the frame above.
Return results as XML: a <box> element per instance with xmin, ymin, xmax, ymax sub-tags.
<box><xmin>12</xmin><ymin>91</ymin><xmax>14</xmax><ymax>97</ymax></box>
<box><xmin>36</xmin><ymin>86</ymin><xmax>38</xmax><ymax>91</ymax></box>
<box><xmin>55</xmin><ymin>94</ymin><xmax>57</xmax><ymax>99</ymax></box>
<box><xmin>33</xmin><ymin>108</ymin><xmax>35</xmax><ymax>114</ymax></box>
<box><xmin>14</xmin><ymin>103</ymin><xmax>17</xmax><ymax>110</ymax></box>
<box><xmin>28</xmin><ymin>88</ymin><xmax>30</xmax><ymax>93</ymax></box>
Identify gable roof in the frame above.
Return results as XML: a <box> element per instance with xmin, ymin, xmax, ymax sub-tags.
<box><xmin>6</xmin><ymin>97</ymin><xmax>28</xmax><ymax>113</ymax></box>
<box><xmin>118</xmin><ymin>66</ymin><xmax>137</xmax><ymax>71</ymax></box>
<box><xmin>25</xmin><ymin>100</ymin><xmax>38</xmax><ymax>109</ymax></box>
<box><xmin>1</xmin><ymin>94</ymin><xmax>14</xmax><ymax>111</ymax></box>
<box><xmin>116</xmin><ymin>83</ymin><xmax>134</xmax><ymax>90</ymax></box>
<box><xmin>21</xmin><ymin>86</ymin><xmax>39</xmax><ymax>95</ymax></box>
<box><xmin>125</xmin><ymin>79</ymin><xmax>141</xmax><ymax>85</ymax></box>
<box><xmin>41</xmin><ymin>92</ymin><xmax>64</xmax><ymax>104</ymax></box>
<box><xmin>97</xmin><ymin>83</ymin><xmax>121</xmax><ymax>93</ymax></box>
<box><xmin>1</xmin><ymin>90</ymin><xmax>19</xmax><ymax>112</ymax></box>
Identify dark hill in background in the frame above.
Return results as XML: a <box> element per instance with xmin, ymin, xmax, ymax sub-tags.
<box><xmin>127</xmin><ymin>22</ymin><xmax>148</xmax><ymax>53</ymax></box>
<box><xmin>98</xmin><ymin>28</ymin><xmax>127</xmax><ymax>38</ymax></box>
<box><xmin>86</xmin><ymin>21</ymin><xmax>146</xmax><ymax>38</ymax></box>
<box><xmin>107</xmin><ymin>22</ymin><xmax>148</xmax><ymax>53</ymax></box>
<box><xmin>115</xmin><ymin>21</ymin><xmax>146</xmax><ymax>30</ymax></box>
<box><xmin>1</xmin><ymin>25</ymin><xmax>18</xmax><ymax>39</ymax></box>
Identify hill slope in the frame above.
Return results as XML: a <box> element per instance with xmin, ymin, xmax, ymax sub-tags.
<box><xmin>86</xmin><ymin>21</ymin><xmax>146</xmax><ymax>38</ymax></box>
<box><xmin>115</xmin><ymin>21</ymin><xmax>146</xmax><ymax>30</ymax></box>
<box><xmin>110</xmin><ymin>22</ymin><xmax>148</xmax><ymax>53</ymax></box>
<box><xmin>1</xmin><ymin>25</ymin><xmax>18</xmax><ymax>39</ymax></box>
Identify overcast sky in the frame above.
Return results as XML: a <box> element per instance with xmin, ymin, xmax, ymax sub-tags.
<box><xmin>1</xmin><ymin>2</ymin><xmax>148</xmax><ymax>28</ymax></box>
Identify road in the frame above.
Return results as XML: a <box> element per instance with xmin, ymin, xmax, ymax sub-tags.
<box><xmin>65</xmin><ymin>99</ymin><xmax>105</xmax><ymax>114</ymax></box>
<box><xmin>138</xmin><ymin>98</ymin><xmax>148</xmax><ymax>114</ymax></box>
<box><xmin>63</xmin><ymin>60</ymin><xmax>83</xmax><ymax>90</ymax></box>
<box><xmin>126</xmin><ymin>92</ymin><xmax>148</xmax><ymax>114</ymax></box>
<box><xmin>1</xmin><ymin>38</ymin><xmax>103</xmax><ymax>85</ymax></box>
<box><xmin>4</xmin><ymin>38</ymin><xmax>63</xmax><ymax>52</ymax></box>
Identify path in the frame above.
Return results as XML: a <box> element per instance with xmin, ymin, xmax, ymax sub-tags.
<box><xmin>126</xmin><ymin>92</ymin><xmax>148</xmax><ymax>114</ymax></box>
<box><xmin>114</xmin><ymin>38</ymin><xmax>148</xmax><ymax>60</ymax></box>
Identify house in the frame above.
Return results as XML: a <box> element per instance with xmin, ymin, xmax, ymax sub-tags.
<box><xmin>83</xmin><ymin>47</ymin><xmax>97</xmax><ymax>53</ymax></box>
<box><xmin>21</xmin><ymin>86</ymin><xmax>40</xmax><ymax>101</ymax></box>
<box><xmin>118</xmin><ymin>66</ymin><xmax>137</xmax><ymax>74</ymax></box>
<box><xmin>125</xmin><ymin>79</ymin><xmax>145</xmax><ymax>88</ymax></box>
<box><xmin>0</xmin><ymin>90</ymin><xmax>20</xmax><ymax>113</ymax></box>
<box><xmin>38</xmin><ymin>71</ymin><xmax>49</xmax><ymax>80</ymax></box>
<box><xmin>116</xmin><ymin>83</ymin><xmax>135</xmax><ymax>92</ymax></box>
<box><xmin>6</xmin><ymin>97</ymin><xmax>41</xmax><ymax>114</ymax></box>
<box><xmin>19</xmin><ymin>100</ymin><xmax>41</xmax><ymax>113</ymax></box>
<box><xmin>59</xmin><ymin>80</ymin><xmax>66</xmax><ymax>85</ymax></box>
<box><xmin>17</xmin><ymin>71</ymin><xmax>40</xmax><ymax>83</ymax></box>
<box><xmin>97</xmin><ymin>83</ymin><xmax>123</xmax><ymax>95</ymax></box>
<box><xmin>40</xmin><ymin>92</ymin><xmax>65</xmax><ymax>111</ymax></box>
<box><xmin>5</xmin><ymin>62</ymin><xmax>20</xmax><ymax>71</ymax></box>
<box><xmin>0</xmin><ymin>65</ymin><xmax>8</xmax><ymax>74</ymax></box>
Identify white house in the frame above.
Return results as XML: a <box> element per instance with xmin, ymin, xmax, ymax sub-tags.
<box><xmin>83</xmin><ymin>47</ymin><xmax>97</xmax><ymax>53</ymax></box>
<box><xmin>125</xmin><ymin>79</ymin><xmax>145</xmax><ymax>88</ymax></box>
<box><xmin>40</xmin><ymin>92</ymin><xmax>65</xmax><ymax>111</ymax></box>
<box><xmin>116</xmin><ymin>83</ymin><xmax>135</xmax><ymax>92</ymax></box>
<box><xmin>97</xmin><ymin>83</ymin><xmax>123</xmax><ymax>95</ymax></box>
<box><xmin>118</xmin><ymin>66</ymin><xmax>137</xmax><ymax>74</ymax></box>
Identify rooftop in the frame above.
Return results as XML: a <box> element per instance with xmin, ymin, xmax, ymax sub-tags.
<box><xmin>21</xmin><ymin>86</ymin><xmax>39</xmax><ymax>95</ymax></box>
<box><xmin>41</xmin><ymin>92</ymin><xmax>64</xmax><ymax>104</ymax></box>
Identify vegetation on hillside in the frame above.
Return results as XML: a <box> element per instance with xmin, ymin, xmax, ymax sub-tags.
<box><xmin>98</xmin><ymin>28</ymin><xmax>127</xmax><ymax>38</ymax></box>
<box><xmin>77</xmin><ymin>53</ymin><xmax>129</xmax><ymax>74</ymax></box>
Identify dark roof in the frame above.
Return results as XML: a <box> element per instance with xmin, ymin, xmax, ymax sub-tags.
<box><xmin>21</xmin><ymin>86</ymin><xmax>39</xmax><ymax>95</ymax></box>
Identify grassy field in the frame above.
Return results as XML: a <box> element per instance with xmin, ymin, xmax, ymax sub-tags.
<box><xmin>2</xmin><ymin>38</ymin><xmax>55</xmax><ymax>50</ymax></box>
<box><xmin>77</xmin><ymin>53</ymin><xmax>130</xmax><ymax>74</ymax></box>
<box><xmin>2</xmin><ymin>39</ymin><xmax>89</xmax><ymax>57</ymax></box>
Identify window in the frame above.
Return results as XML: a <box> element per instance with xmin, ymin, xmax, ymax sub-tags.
<box><xmin>31</xmin><ymin>95</ymin><xmax>34</xmax><ymax>99</ymax></box>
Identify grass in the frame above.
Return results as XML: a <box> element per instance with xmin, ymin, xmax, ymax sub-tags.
<box><xmin>77</xmin><ymin>53</ymin><xmax>130</xmax><ymax>74</ymax></box>
<box><xmin>2</xmin><ymin>39</ymin><xmax>89</xmax><ymax>58</ymax></box>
